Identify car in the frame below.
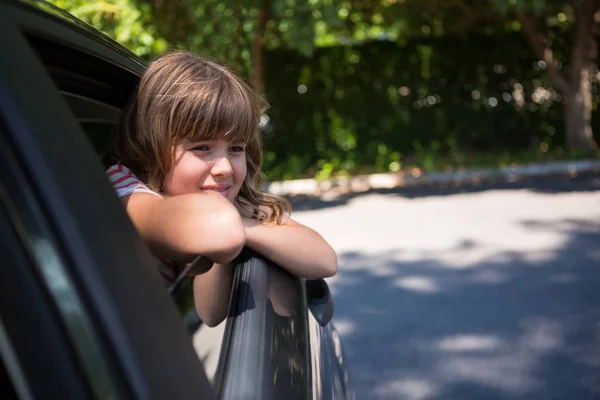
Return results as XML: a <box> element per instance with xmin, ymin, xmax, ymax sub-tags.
<box><xmin>0</xmin><ymin>0</ymin><xmax>353</xmax><ymax>398</ymax></box>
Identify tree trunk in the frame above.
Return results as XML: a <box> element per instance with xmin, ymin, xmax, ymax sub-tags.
<box><xmin>564</xmin><ymin>0</ymin><xmax>599</xmax><ymax>154</ymax></box>
<box><xmin>517</xmin><ymin>1</ymin><xmax>599</xmax><ymax>154</ymax></box>
<box><xmin>251</xmin><ymin>0</ymin><xmax>270</xmax><ymax>95</ymax></box>
<box><xmin>564</xmin><ymin>63</ymin><xmax>597</xmax><ymax>153</ymax></box>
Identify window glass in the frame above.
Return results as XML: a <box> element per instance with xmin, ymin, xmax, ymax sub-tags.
<box><xmin>62</xmin><ymin>93</ymin><xmax>120</xmax><ymax>161</ymax></box>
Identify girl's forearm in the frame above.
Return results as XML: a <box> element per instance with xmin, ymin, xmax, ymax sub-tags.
<box><xmin>127</xmin><ymin>191</ymin><xmax>245</xmax><ymax>264</ymax></box>
<box><xmin>242</xmin><ymin>218</ymin><xmax>337</xmax><ymax>278</ymax></box>
<box><xmin>193</xmin><ymin>262</ymin><xmax>235</xmax><ymax>327</ymax></box>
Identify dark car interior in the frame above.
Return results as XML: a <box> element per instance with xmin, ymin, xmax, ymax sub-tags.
<box><xmin>25</xmin><ymin>33</ymin><xmax>132</xmax><ymax>164</ymax></box>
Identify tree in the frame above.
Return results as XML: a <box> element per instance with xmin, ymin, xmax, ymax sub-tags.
<box><xmin>141</xmin><ymin>0</ymin><xmax>329</xmax><ymax>95</ymax></box>
<box><xmin>322</xmin><ymin>0</ymin><xmax>599</xmax><ymax>154</ymax></box>
<box><xmin>499</xmin><ymin>0</ymin><xmax>599</xmax><ymax>153</ymax></box>
<box><xmin>48</xmin><ymin>0</ymin><xmax>168</xmax><ymax>58</ymax></box>
<box><xmin>50</xmin><ymin>0</ymin><xmax>327</xmax><ymax>94</ymax></box>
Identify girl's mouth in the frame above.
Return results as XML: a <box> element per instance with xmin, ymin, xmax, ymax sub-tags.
<box><xmin>201</xmin><ymin>186</ymin><xmax>231</xmax><ymax>197</ymax></box>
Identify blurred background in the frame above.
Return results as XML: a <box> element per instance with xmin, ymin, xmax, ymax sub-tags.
<box><xmin>49</xmin><ymin>0</ymin><xmax>598</xmax><ymax>181</ymax></box>
<box><xmin>48</xmin><ymin>1</ymin><xmax>600</xmax><ymax>399</ymax></box>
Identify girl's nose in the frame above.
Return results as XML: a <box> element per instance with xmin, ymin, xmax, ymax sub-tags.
<box><xmin>211</xmin><ymin>156</ymin><xmax>233</xmax><ymax>177</ymax></box>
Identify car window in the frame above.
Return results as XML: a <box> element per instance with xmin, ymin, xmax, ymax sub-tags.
<box><xmin>62</xmin><ymin>93</ymin><xmax>120</xmax><ymax>161</ymax></box>
<box><xmin>20</xmin><ymin>29</ymin><xmax>320</xmax><ymax>399</ymax></box>
<box><xmin>214</xmin><ymin>253</ymin><xmax>312</xmax><ymax>399</ymax></box>
<box><xmin>24</xmin><ymin>32</ymin><xmax>230</xmax><ymax>386</ymax></box>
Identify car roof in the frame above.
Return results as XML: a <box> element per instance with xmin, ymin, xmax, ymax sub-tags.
<box><xmin>2</xmin><ymin>0</ymin><xmax>147</xmax><ymax>75</ymax></box>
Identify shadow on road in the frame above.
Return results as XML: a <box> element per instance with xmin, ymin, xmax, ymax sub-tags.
<box><xmin>290</xmin><ymin>173</ymin><xmax>600</xmax><ymax>212</ymax></box>
<box><xmin>332</xmin><ymin>218</ymin><xmax>600</xmax><ymax>399</ymax></box>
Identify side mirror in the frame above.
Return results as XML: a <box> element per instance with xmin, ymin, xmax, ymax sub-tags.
<box><xmin>305</xmin><ymin>278</ymin><xmax>334</xmax><ymax>326</ymax></box>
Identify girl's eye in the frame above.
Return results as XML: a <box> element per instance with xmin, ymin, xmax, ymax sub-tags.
<box><xmin>230</xmin><ymin>146</ymin><xmax>245</xmax><ymax>153</ymax></box>
<box><xmin>191</xmin><ymin>145</ymin><xmax>210</xmax><ymax>152</ymax></box>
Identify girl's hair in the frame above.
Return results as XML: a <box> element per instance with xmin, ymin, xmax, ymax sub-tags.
<box><xmin>114</xmin><ymin>51</ymin><xmax>290</xmax><ymax>223</ymax></box>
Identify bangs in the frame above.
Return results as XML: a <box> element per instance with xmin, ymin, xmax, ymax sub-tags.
<box><xmin>171</xmin><ymin>72</ymin><xmax>261</xmax><ymax>145</ymax></box>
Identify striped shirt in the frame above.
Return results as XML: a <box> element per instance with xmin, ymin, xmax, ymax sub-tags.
<box><xmin>106</xmin><ymin>164</ymin><xmax>178</xmax><ymax>285</ymax></box>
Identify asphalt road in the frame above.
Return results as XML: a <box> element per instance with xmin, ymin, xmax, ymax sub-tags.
<box><xmin>291</xmin><ymin>174</ymin><xmax>600</xmax><ymax>400</ymax></box>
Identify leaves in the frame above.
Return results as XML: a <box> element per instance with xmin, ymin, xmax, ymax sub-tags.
<box><xmin>492</xmin><ymin>0</ymin><xmax>557</xmax><ymax>15</ymax></box>
<box><xmin>49</xmin><ymin>0</ymin><xmax>168</xmax><ymax>58</ymax></box>
<box><xmin>49</xmin><ymin>0</ymin><xmax>598</xmax><ymax>173</ymax></box>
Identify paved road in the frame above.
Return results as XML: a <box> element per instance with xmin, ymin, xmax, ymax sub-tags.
<box><xmin>291</xmin><ymin>174</ymin><xmax>600</xmax><ymax>400</ymax></box>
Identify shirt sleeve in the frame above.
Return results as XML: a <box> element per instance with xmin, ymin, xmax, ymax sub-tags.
<box><xmin>106</xmin><ymin>164</ymin><xmax>162</xmax><ymax>198</ymax></box>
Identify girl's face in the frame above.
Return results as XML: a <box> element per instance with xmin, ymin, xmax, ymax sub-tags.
<box><xmin>162</xmin><ymin>137</ymin><xmax>247</xmax><ymax>202</ymax></box>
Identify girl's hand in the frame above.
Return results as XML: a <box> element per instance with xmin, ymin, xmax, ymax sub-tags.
<box><xmin>235</xmin><ymin>203</ymin><xmax>337</xmax><ymax>279</ymax></box>
<box><xmin>241</xmin><ymin>215</ymin><xmax>337</xmax><ymax>279</ymax></box>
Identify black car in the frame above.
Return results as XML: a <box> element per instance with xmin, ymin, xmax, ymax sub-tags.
<box><xmin>0</xmin><ymin>0</ymin><xmax>353</xmax><ymax>398</ymax></box>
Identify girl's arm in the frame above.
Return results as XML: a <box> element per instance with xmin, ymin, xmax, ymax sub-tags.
<box><xmin>192</xmin><ymin>208</ymin><xmax>337</xmax><ymax>326</ymax></box>
<box><xmin>242</xmin><ymin>215</ymin><xmax>337</xmax><ymax>279</ymax></box>
<box><xmin>192</xmin><ymin>262</ymin><xmax>235</xmax><ymax>327</ymax></box>
<box><xmin>122</xmin><ymin>191</ymin><xmax>244</xmax><ymax>327</ymax></box>
<box><xmin>123</xmin><ymin>191</ymin><xmax>246</xmax><ymax>264</ymax></box>
<box><xmin>192</xmin><ymin>258</ymin><xmax>302</xmax><ymax>326</ymax></box>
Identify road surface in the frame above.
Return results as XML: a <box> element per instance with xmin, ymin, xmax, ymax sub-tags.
<box><xmin>292</xmin><ymin>174</ymin><xmax>600</xmax><ymax>399</ymax></box>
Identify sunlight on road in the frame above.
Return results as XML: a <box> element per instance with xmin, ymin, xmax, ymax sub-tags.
<box><xmin>433</xmin><ymin>334</ymin><xmax>503</xmax><ymax>352</ymax></box>
<box><xmin>294</xmin><ymin>188</ymin><xmax>600</xmax><ymax>289</ymax></box>
<box><xmin>295</xmin><ymin>189</ymin><xmax>595</xmax><ymax>262</ymax></box>
<box><xmin>431</xmin><ymin>318</ymin><xmax>563</xmax><ymax>394</ymax></box>
<box><xmin>393</xmin><ymin>276</ymin><xmax>440</xmax><ymax>293</ymax></box>
<box><xmin>293</xmin><ymin>181</ymin><xmax>600</xmax><ymax>399</ymax></box>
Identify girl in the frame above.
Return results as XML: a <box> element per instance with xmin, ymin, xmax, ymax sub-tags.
<box><xmin>106</xmin><ymin>51</ymin><xmax>337</xmax><ymax>326</ymax></box>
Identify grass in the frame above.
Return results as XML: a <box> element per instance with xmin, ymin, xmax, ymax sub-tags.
<box><xmin>403</xmin><ymin>148</ymin><xmax>599</xmax><ymax>175</ymax></box>
<box><xmin>299</xmin><ymin>147</ymin><xmax>600</xmax><ymax>182</ymax></box>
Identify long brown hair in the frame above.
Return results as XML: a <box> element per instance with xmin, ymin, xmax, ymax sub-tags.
<box><xmin>114</xmin><ymin>51</ymin><xmax>290</xmax><ymax>223</ymax></box>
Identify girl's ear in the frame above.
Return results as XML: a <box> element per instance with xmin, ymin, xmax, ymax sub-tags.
<box><xmin>257</xmin><ymin>205</ymin><xmax>273</xmax><ymax>221</ymax></box>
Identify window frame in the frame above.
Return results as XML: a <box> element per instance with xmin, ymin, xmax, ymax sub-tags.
<box><xmin>0</xmin><ymin>129</ymin><xmax>117</xmax><ymax>399</ymax></box>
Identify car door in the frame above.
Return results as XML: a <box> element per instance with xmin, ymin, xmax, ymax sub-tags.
<box><xmin>1</xmin><ymin>3</ymin><xmax>352</xmax><ymax>399</ymax></box>
<box><xmin>0</xmin><ymin>2</ymin><xmax>215</xmax><ymax>398</ymax></box>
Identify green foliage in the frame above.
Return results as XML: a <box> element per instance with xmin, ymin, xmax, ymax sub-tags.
<box><xmin>49</xmin><ymin>0</ymin><xmax>598</xmax><ymax>179</ymax></box>
<box><xmin>314</xmin><ymin>0</ymin><xmax>509</xmax><ymax>44</ymax></box>
<box><xmin>136</xmin><ymin>0</ymin><xmax>343</xmax><ymax>76</ymax></box>
<box><xmin>48</xmin><ymin>0</ymin><xmax>168</xmax><ymax>58</ymax></box>
<box><xmin>261</xmin><ymin>32</ymin><xmax>600</xmax><ymax>180</ymax></box>
<box><xmin>491</xmin><ymin>0</ymin><xmax>554</xmax><ymax>15</ymax></box>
